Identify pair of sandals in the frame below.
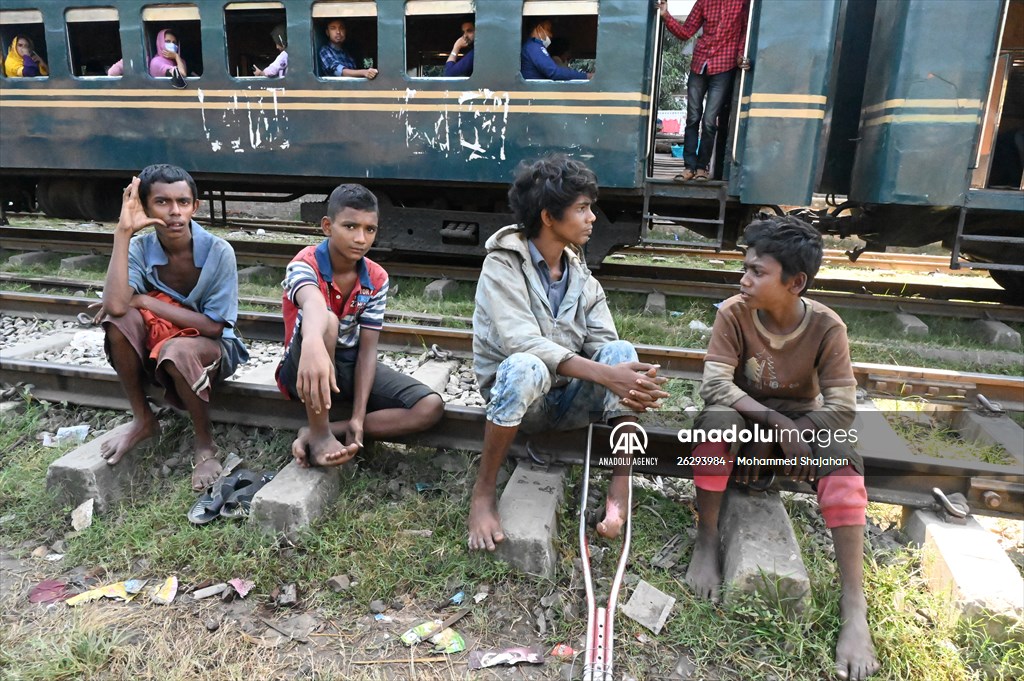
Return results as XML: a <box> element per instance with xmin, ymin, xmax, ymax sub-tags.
<box><xmin>187</xmin><ymin>469</ymin><xmax>275</xmax><ymax>525</ymax></box>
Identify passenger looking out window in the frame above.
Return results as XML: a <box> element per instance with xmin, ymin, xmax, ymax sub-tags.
<box><xmin>444</xmin><ymin>20</ymin><xmax>474</xmax><ymax>77</ymax></box>
<box><xmin>254</xmin><ymin>24</ymin><xmax>288</xmax><ymax>77</ymax></box>
<box><xmin>320</xmin><ymin>18</ymin><xmax>377</xmax><ymax>79</ymax></box>
<box><xmin>521</xmin><ymin>19</ymin><xmax>591</xmax><ymax>81</ymax></box>
<box><xmin>149</xmin><ymin>28</ymin><xmax>187</xmax><ymax>88</ymax></box>
<box><xmin>5</xmin><ymin>35</ymin><xmax>48</xmax><ymax>77</ymax></box>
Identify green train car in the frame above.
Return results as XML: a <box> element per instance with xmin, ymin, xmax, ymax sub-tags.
<box><xmin>1</xmin><ymin>0</ymin><xmax>1021</xmax><ymax>292</ymax></box>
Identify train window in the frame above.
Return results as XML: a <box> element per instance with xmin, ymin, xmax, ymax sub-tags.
<box><xmin>66</xmin><ymin>8</ymin><xmax>122</xmax><ymax>78</ymax></box>
<box><xmin>224</xmin><ymin>2</ymin><xmax>286</xmax><ymax>79</ymax></box>
<box><xmin>312</xmin><ymin>1</ymin><xmax>377</xmax><ymax>79</ymax></box>
<box><xmin>1</xmin><ymin>9</ymin><xmax>48</xmax><ymax>79</ymax></box>
<box><xmin>521</xmin><ymin>0</ymin><xmax>598</xmax><ymax>82</ymax></box>
<box><xmin>405</xmin><ymin>1</ymin><xmax>475</xmax><ymax>78</ymax></box>
<box><xmin>141</xmin><ymin>5</ymin><xmax>203</xmax><ymax>80</ymax></box>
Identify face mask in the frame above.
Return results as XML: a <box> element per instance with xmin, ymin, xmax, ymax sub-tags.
<box><xmin>541</xmin><ymin>35</ymin><xmax>552</xmax><ymax>48</ymax></box>
<box><xmin>164</xmin><ymin>42</ymin><xmax>177</xmax><ymax>53</ymax></box>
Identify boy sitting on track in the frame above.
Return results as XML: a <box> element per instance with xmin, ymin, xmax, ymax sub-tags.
<box><xmin>100</xmin><ymin>164</ymin><xmax>248</xmax><ymax>491</ymax></box>
<box><xmin>468</xmin><ymin>155</ymin><xmax>668</xmax><ymax>552</ymax></box>
<box><xmin>276</xmin><ymin>184</ymin><xmax>443</xmax><ymax>466</ymax></box>
<box><xmin>686</xmin><ymin>215</ymin><xmax>879</xmax><ymax>680</ymax></box>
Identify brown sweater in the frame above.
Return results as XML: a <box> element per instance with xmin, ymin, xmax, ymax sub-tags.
<box><xmin>701</xmin><ymin>295</ymin><xmax>857</xmax><ymax>429</ymax></box>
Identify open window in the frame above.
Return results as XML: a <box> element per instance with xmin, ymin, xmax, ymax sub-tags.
<box><xmin>520</xmin><ymin>0</ymin><xmax>597</xmax><ymax>81</ymax></box>
<box><xmin>1</xmin><ymin>9</ymin><xmax>48</xmax><ymax>79</ymax></box>
<box><xmin>974</xmin><ymin>0</ymin><xmax>1024</xmax><ymax>190</ymax></box>
<box><xmin>405</xmin><ymin>1</ymin><xmax>474</xmax><ymax>78</ymax></box>
<box><xmin>66</xmin><ymin>8</ymin><xmax>122</xmax><ymax>78</ymax></box>
<box><xmin>312</xmin><ymin>1</ymin><xmax>377</xmax><ymax>78</ymax></box>
<box><xmin>225</xmin><ymin>2</ymin><xmax>287</xmax><ymax>78</ymax></box>
<box><xmin>142</xmin><ymin>5</ymin><xmax>203</xmax><ymax>79</ymax></box>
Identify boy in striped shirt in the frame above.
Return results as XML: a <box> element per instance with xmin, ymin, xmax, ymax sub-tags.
<box><xmin>276</xmin><ymin>184</ymin><xmax>443</xmax><ymax>466</ymax></box>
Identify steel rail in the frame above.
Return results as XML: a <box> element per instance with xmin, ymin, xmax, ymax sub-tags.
<box><xmin>1</xmin><ymin>356</ymin><xmax>1019</xmax><ymax>519</ymax></box>
<box><xmin>1</xmin><ymin>226</ymin><xmax>1017</xmax><ymax>319</ymax></box>
<box><xmin>4</xmin><ymin>291</ymin><xmax>1022</xmax><ymax>412</ymax></box>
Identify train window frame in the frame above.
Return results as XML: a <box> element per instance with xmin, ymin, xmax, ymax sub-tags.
<box><xmin>312</xmin><ymin>1</ymin><xmax>378</xmax><ymax>80</ymax></box>
<box><xmin>1</xmin><ymin>9</ymin><xmax>49</xmax><ymax>81</ymax></box>
<box><xmin>520</xmin><ymin>0</ymin><xmax>598</xmax><ymax>83</ymax></box>
<box><xmin>141</xmin><ymin>4</ymin><xmax>204</xmax><ymax>81</ymax></box>
<box><xmin>65</xmin><ymin>8</ymin><xmax>123</xmax><ymax>79</ymax></box>
<box><xmin>224</xmin><ymin>2</ymin><xmax>287</xmax><ymax>80</ymax></box>
<box><xmin>405</xmin><ymin>1</ymin><xmax>475</xmax><ymax>79</ymax></box>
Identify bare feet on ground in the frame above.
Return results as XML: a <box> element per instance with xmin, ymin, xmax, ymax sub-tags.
<box><xmin>835</xmin><ymin>598</ymin><xmax>880</xmax><ymax>680</ymax></box>
<box><xmin>290</xmin><ymin>427</ymin><xmax>357</xmax><ymax>468</ymax></box>
<box><xmin>596</xmin><ymin>494</ymin><xmax>626</xmax><ymax>539</ymax></box>
<box><xmin>191</xmin><ymin>444</ymin><xmax>221</xmax><ymax>491</ymax></box>
<box><xmin>685</xmin><ymin>533</ymin><xmax>723</xmax><ymax>602</ymax></box>
<box><xmin>467</xmin><ymin>492</ymin><xmax>504</xmax><ymax>551</ymax></box>
<box><xmin>100</xmin><ymin>416</ymin><xmax>160</xmax><ymax>465</ymax></box>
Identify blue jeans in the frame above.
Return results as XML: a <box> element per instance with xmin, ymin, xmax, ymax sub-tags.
<box><xmin>684</xmin><ymin>68</ymin><xmax>736</xmax><ymax>171</ymax></box>
<box><xmin>486</xmin><ymin>340</ymin><xmax>637</xmax><ymax>431</ymax></box>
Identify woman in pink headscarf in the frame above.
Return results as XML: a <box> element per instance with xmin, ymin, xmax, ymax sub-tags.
<box><xmin>149</xmin><ymin>28</ymin><xmax>187</xmax><ymax>79</ymax></box>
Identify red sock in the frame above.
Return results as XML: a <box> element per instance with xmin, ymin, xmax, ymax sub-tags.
<box><xmin>691</xmin><ymin>441</ymin><xmax>734</xmax><ymax>492</ymax></box>
<box><xmin>817</xmin><ymin>466</ymin><xmax>867</xmax><ymax>528</ymax></box>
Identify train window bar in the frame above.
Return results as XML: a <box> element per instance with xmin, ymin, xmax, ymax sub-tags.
<box><xmin>65</xmin><ymin>8</ymin><xmax>122</xmax><ymax>79</ymax></box>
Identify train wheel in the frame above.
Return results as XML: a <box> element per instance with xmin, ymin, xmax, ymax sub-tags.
<box><xmin>42</xmin><ymin>179</ymin><xmax>86</xmax><ymax>220</ymax></box>
<box><xmin>78</xmin><ymin>179</ymin><xmax>122</xmax><ymax>222</ymax></box>
<box><xmin>35</xmin><ymin>180</ymin><xmax>55</xmax><ymax>215</ymax></box>
<box><xmin>989</xmin><ymin>270</ymin><xmax>1024</xmax><ymax>300</ymax></box>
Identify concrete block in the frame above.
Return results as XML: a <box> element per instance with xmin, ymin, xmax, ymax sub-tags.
<box><xmin>954</xmin><ymin>410</ymin><xmax>1024</xmax><ymax>465</ymax></box>
<box><xmin>59</xmin><ymin>254</ymin><xmax>108</xmax><ymax>272</ymax></box>
<box><xmin>972</xmin><ymin>320</ymin><xmax>1021</xmax><ymax>349</ymax></box>
<box><xmin>719</xmin><ymin>489</ymin><xmax>810</xmax><ymax>612</ymax></box>
<box><xmin>236</xmin><ymin>265</ymin><xmax>282</xmax><ymax>283</ymax></box>
<box><xmin>410</xmin><ymin>360</ymin><xmax>457</xmax><ymax>394</ymax></box>
<box><xmin>892</xmin><ymin>312</ymin><xmax>928</xmax><ymax>337</ymax></box>
<box><xmin>620</xmin><ymin>579</ymin><xmax>676</xmax><ymax>634</ymax></box>
<box><xmin>424</xmin><ymin>278</ymin><xmax>458</xmax><ymax>301</ymax></box>
<box><xmin>494</xmin><ymin>462</ymin><xmax>565</xmax><ymax>578</ymax></box>
<box><xmin>2</xmin><ymin>333</ymin><xmax>76</xmax><ymax>359</ymax></box>
<box><xmin>8</xmin><ymin>250</ymin><xmax>59</xmax><ymax>267</ymax></box>
<box><xmin>45</xmin><ymin>424</ymin><xmax>151</xmax><ymax>514</ymax></box>
<box><xmin>249</xmin><ymin>460</ymin><xmax>341</xmax><ymax>542</ymax></box>
<box><xmin>902</xmin><ymin>509</ymin><xmax>1023</xmax><ymax>642</ymax></box>
<box><xmin>644</xmin><ymin>292</ymin><xmax>667</xmax><ymax>315</ymax></box>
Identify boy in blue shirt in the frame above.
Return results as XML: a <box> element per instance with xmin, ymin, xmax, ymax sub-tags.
<box><xmin>100</xmin><ymin>164</ymin><xmax>247</xmax><ymax>491</ymax></box>
<box><xmin>276</xmin><ymin>184</ymin><xmax>443</xmax><ymax>465</ymax></box>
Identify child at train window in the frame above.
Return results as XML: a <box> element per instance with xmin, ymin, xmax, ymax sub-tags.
<box><xmin>467</xmin><ymin>156</ymin><xmax>667</xmax><ymax>552</ymax></box>
<box><xmin>275</xmin><ymin>184</ymin><xmax>443</xmax><ymax>467</ymax></box>
<box><xmin>4</xmin><ymin>36</ymin><xmax>48</xmax><ymax>78</ymax></box>
<box><xmin>149</xmin><ymin>28</ymin><xmax>187</xmax><ymax>88</ymax></box>
<box><xmin>99</xmin><ymin>165</ymin><xmax>248</xmax><ymax>491</ymax></box>
<box><xmin>254</xmin><ymin>24</ymin><xmax>287</xmax><ymax>78</ymax></box>
<box><xmin>687</xmin><ymin>215</ymin><xmax>879</xmax><ymax>680</ymax></box>
<box><xmin>319</xmin><ymin>19</ymin><xmax>377</xmax><ymax>79</ymax></box>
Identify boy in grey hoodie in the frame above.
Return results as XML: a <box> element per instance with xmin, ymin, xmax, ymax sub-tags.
<box><xmin>468</xmin><ymin>156</ymin><xmax>668</xmax><ymax>552</ymax></box>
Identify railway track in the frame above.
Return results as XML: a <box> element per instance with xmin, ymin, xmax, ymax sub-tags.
<box><xmin>2</xmin><ymin>336</ymin><xmax>1021</xmax><ymax>522</ymax></box>
<box><xmin>5</xmin><ymin>291</ymin><xmax>1022</xmax><ymax>412</ymax></box>
<box><xmin>1</xmin><ymin>226</ymin><xmax>1019</xmax><ymax>321</ymax></box>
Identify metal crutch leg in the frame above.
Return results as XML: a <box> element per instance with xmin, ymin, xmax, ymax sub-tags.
<box><xmin>579</xmin><ymin>424</ymin><xmax>634</xmax><ymax>681</ymax></box>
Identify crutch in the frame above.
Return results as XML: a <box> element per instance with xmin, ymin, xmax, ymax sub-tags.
<box><xmin>578</xmin><ymin>424</ymin><xmax>634</xmax><ymax>681</ymax></box>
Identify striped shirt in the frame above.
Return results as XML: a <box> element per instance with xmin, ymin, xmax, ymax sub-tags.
<box><xmin>281</xmin><ymin>241</ymin><xmax>388</xmax><ymax>355</ymax></box>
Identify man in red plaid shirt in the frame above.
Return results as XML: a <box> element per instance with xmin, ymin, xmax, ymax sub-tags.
<box><xmin>658</xmin><ymin>0</ymin><xmax>750</xmax><ymax>181</ymax></box>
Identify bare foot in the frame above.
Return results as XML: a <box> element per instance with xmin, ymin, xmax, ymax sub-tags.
<box><xmin>467</xmin><ymin>492</ymin><xmax>504</xmax><ymax>551</ymax></box>
<box><xmin>596</xmin><ymin>493</ymin><xmax>626</xmax><ymax>538</ymax></box>
<box><xmin>684</xmin><ymin>532</ymin><xmax>723</xmax><ymax>602</ymax></box>
<box><xmin>191</xmin><ymin>445</ymin><xmax>221</xmax><ymax>491</ymax></box>
<box><xmin>100</xmin><ymin>416</ymin><xmax>160</xmax><ymax>465</ymax></box>
<box><xmin>835</xmin><ymin>598</ymin><xmax>879</xmax><ymax>680</ymax></box>
<box><xmin>291</xmin><ymin>427</ymin><xmax>356</xmax><ymax>468</ymax></box>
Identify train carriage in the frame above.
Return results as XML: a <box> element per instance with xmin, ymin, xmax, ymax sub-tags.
<box><xmin>1</xmin><ymin>0</ymin><xmax>1021</xmax><ymax>291</ymax></box>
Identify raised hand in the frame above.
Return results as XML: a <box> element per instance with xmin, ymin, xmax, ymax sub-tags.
<box><xmin>118</xmin><ymin>177</ymin><xmax>165</xmax><ymax>234</ymax></box>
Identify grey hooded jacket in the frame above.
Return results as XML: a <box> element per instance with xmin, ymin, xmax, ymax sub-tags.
<box><xmin>472</xmin><ymin>225</ymin><xmax>619</xmax><ymax>399</ymax></box>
